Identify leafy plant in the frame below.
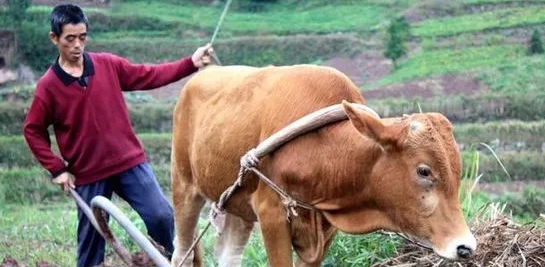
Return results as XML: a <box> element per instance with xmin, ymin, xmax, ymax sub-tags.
<box><xmin>384</xmin><ymin>16</ymin><xmax>410</xmax><ymax>69</ymax></box>
<box><xmin>528</xmin><ymin>30</ymin><xmax>544</xmax><ymax>55</ymax></box>
<box><xmin>5</xmin><ymin>0</ymin><xmax>32</xmax><ymax>28</ymax></box>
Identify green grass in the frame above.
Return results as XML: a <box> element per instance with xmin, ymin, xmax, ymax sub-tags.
<box><xmin>0</xmin><ymin>199</ymin><xmax>400</xmax><ymax>266</ymax></box>
<box><xmin>0</xmin><ymin>202</ymin><xmax>78</xmax><ymax>266</ymax></box>
<box><xmin>477</xmin><ymin>53</ymin><xmax>545</xmax><ymax>93</ymax></box>
<box><xmin>91</xmin><ymin>30</ymin><xmax>177</xmax><ymax>41</ymax></box>
<box><xmin>454</xmin><ymin>120</ymin><xmax>545</xmax><ymax>151</ymax></box>
<box><xmin>370</xmin><ymin>44</ymin><xmax>525</xmax><ymax>88</ymax></box>
<box><xmin>109</xmin><ymin>2</ymin><xmax>388</xmax><ymax>36</ymax></box>
<box><xmin>414</xmin><ymin>7</ymin><xmax>545</xmax><ymax>37</ymax></box>
<box><xmin>27</xmin><ymin>5</ymin><xmax>105</xmax><ymax>14</ymax></box>
<box><xmin>464</xmin><ymin>0</ymin><xmax>545</xmax><ymax>4</ymax></box>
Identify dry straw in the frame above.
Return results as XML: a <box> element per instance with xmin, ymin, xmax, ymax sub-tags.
<box><xmin>374</xmin><ymin>204</ymin><xmax>545</xmax><ymax>267</ymax></box>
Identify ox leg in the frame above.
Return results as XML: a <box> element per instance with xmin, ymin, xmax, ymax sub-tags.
<box><xmin>171</xmin><ymin>180</ymin><xmax>206</xmax><ymax>267</ymax></box>
<box><xmin>253</xmin><ymin>188</ymin><xmax>294</xmax><ymax>267</ymax></box>
<box><xmin>214</xmin><ymin>213</ymin><xmax>254</xmax><ymax>267</ymax></box>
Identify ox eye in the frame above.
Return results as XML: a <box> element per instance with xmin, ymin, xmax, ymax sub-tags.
<box><xmin>417</xmin><ymin>165</ymin><xmax>432</xmax><ymax>178</ymax></box>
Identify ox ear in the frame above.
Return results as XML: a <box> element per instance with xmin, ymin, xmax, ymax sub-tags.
<box><xmin>342</xmin><ymin>100</ymin><xmax>405</xmax><ymax>147</ymax></box>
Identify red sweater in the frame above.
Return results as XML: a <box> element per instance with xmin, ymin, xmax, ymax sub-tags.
<box><xmin>23</xmin><ymin>52</ymin><xmax>197</xmax><ymax>186</ymax></box>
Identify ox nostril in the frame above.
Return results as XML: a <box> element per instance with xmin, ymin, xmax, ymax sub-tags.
<box><xmin>456</xmin><ymin>245</ymin><xmax>473</xmax><ymax>259</ymax></box>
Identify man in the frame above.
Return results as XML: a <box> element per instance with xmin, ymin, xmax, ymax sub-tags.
<box><xmin>23</xmin><ymin>4</ymin><xmax>211</xmax><ymax>267</ymax></box>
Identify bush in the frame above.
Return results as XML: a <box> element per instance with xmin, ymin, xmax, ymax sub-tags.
<box><xmin>528</xmin><ymin>29</ymin><xmax>544</xmax><ymax>55</ymax></box>
<box><xmin>491</xmin><ymin>187</ymin><xmax>545</xmax><ymax>220</ymax></box>
<box><xmin>0</xmin><ymin>134</ymin><xmax>172</xmax><ymax>168</ymax></box>
<box><xmin>384</xmin><ymin>16</ymin><xmax>410</xmax><ymax>68</ymax></box>
<box><xmin>0</xmin><ymin>101</ymin><xmax>177</xmax><ymax>135</ymax></box>
<box><xmin>87</xmin><ymin>12</ymin><xmax>177</xmax><ymax>33</ymax></box>
<box><xmin>0</xmin><ymin>164</ymin><xmax>171</xmax><ymax>204</ymax></box>
<box><xmin>0</xmin><ymin>135</ymin><xmax>39</xmax><ymax>168</ymax></box>
<box><xmin>462</xmin><ymin>151</ymin><xmax>545</xmax><ymax>183</ymax></box>
<box><xmin>17</xmin><ymin>21</ymin><xmax>57</xmax><ymax>73</ymax></box>
<box><xmin>0</xmin><ymin>102</ymin><xmax>28</xmax><ymax>136</ymax></box>
<box><xmin>128</xmin><ymin>103</ymin><xmax>176</xmax><ymax>133</ymax></box>
<box><xmin>0</xmin><ymin>167</ymin><xmax>59</xmax><ymax>204</ymax></box>
<box><xmin>4</xmin><ymin>0</ymin><xmax>32</xmax><ymax>28</ymax></box>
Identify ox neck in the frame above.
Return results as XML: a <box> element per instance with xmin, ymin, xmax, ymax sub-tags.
<box><xmin>264</xmin><ymin>120</ymin><xmax>385</xmax><ymax>211</ymax></box>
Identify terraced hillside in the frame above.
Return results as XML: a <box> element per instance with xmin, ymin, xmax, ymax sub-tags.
<box><xmin>1</xmin><ymin>1</ymin><xmax>545</xmax><ymax>266</ymax></box>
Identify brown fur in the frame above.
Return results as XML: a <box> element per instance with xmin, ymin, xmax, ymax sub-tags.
<box><xmin>170</xmin><ymin>65</ymin><xmax>473</xmax><ymax>266</ymax></box>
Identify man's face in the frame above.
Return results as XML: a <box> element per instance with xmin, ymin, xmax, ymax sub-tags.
<box><xmin>49</xmin><ymin>23</ymin><xmax>87</xmax><ymax>63</ymax></box>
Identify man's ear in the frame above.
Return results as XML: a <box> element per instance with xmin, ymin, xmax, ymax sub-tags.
<box><xmin>49</xmin><ymin>31</ymin><xmax>59</xmax><ymax>46</ymax></box>
<box><xmin>342</xmin><ymin>100</ymin><xmax>407</xmax><ymax>148</ymax></box>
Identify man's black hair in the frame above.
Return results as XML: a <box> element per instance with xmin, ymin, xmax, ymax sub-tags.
<box><xmin>50</xmin><ymin>4</ymin><xmax>88</xmax><ymax>36</ymax></box>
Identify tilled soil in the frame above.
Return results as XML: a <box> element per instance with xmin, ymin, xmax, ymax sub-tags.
<box><xmin>1</xmin><ymin>252</ymin><xmax>158</xmax><ymax>267</ymax></box>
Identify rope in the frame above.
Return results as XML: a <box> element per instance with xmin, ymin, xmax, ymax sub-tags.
<box><xmin>207</xmin><ymin>0</ymin><xmax>233</xmax><ymax>66</ymax></box>
<box><xmin>177</xmin><ymin>2</ymin><xmax>235</xmax><ymax>265</ymax></box>
<box><xmin>213</xmin><ymin>149</ymin><xmax>259</xmax><ymax>216</ymax></box>
<box><xmin>249</xmin><ymin>167</ymin><xmax>315</xmax><ymax>222</ymax></box>
<box><xmin>210</xmin><ymin>0</ymin><xmax>233</xmax><ymax>46</ymax></box>
<box><xmin>177</xmin><ymin>222</ymin><xmax>212</xmax><ymax>267</ymax></box>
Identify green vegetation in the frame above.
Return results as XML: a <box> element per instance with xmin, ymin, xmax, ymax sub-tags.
<box><xmin>477</xmin><ymin>54</ymin><xmax>545</xmax><ymax>93</ymax></box>
<box><xmin>368</xmin><ymin>91</ymin><xmax>545</xmax><ymax>122</ymax></box>
<box><xmin>3</xmin><ymin>91</ymin><xmax>545</xmax><ymax>135</ymax></box>
<box><xmin>464</xmin><ymin>0</ymin><xmax>545</xmax><ymax>4</ymax></box>
<box><xmin>2</xmin><ymin>150</ymin><xmax>542</xmax><ymax>266</ymax></box>
<box><xmin>454</xmin><ymin>120</ymin><xmax>545</xmax><ymax>151</ymax></box>
<box><xmin>111</xmin><ymin>1</ymin><xmax>388</xmax><ymax>36</ymax></box>
<box><xmin>371</xmin><ymin>45</ymin><xmax>525</xmax><ymax>87</ymax></box>
<box><xmin>89</xmin><ymin>33</ymin><xmax>365</xmax><ymax>66</ymax></box>
<box><xmin>3</xmin><ymin>0</ymin><xmax>31</xmax><ymax>28</ymax></box>
<box><xmin>2</xmin><ymin>150</ymin><xmax>544</xmax><ymax>204</ymax></box>
<box><xmin>384</xmin><ymin>16</ymin><xmax>410</xmax><ymax>68</ymax></box>
<box><xmin>0</xmin><ymin>199</ymin><xmax>400</xmax><ymax>266</ymax></box>
<box><xmin>528</xmin><ymin>29</ymin><xmax>545</xmax><ymax>54</ymax></box>
<box><xmin>2</xmin><ymin>1</ymin><xmax>545</xmax><ymax>264</ymax></box>
<box><xmin>491</xmin><ymin>187</ymin><xmax>545</xmax><ymax>220</ymax></box>
<box><xmin>413</xmin><ymin>7</ymin><xmax>545</xmax><ymax>37</ymax></box>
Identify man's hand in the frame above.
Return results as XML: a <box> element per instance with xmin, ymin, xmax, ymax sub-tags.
<box><xmin>52</xmin><ymin>172</ymin><xmax>75</xmax><ymax>192</ymax></box>
<box><xmin>191</xmin><ymin>43</ymin><xmax>213</xmax><ymax>68</ymax></box>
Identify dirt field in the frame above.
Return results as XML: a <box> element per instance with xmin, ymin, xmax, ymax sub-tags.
<box><xmin>1</xmin><ymin>251</ymin><xmax>157</xmax><ymax>267</ymax></box>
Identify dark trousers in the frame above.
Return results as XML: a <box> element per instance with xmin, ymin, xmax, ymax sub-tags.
<box><xmin>75</xmin><ymin>162</ymin><xmax>174</xmax><ymax>267</ymax></box>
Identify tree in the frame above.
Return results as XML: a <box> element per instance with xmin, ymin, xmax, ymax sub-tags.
<box><xmin>528</xmin><ymin>30</ymin><xmax>544</xmax><ymax>55</ymax></box>
<box><xmin>384</xmin><ymin>16</ymin><xmax>410</xmax><ymax>69</ymax></box>
<box><xmin>6</xmin><ymin>0</ymin><xmax>32</xmax><ymax>28</ymax></box>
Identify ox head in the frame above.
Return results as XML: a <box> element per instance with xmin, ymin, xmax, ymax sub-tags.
<box><xmin>322</xmin><ymin>101</ymin><xmax>476</xmax><ymax>261</ymax></box>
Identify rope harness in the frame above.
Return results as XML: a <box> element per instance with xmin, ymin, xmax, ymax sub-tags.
<box><xmin>212</xmin><ymin>149</ymin><xmax>315</xmax><ymax>223</ymax></box>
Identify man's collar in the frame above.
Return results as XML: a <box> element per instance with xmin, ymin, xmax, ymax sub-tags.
<box><xmin>52</xmin><ymin>52</ymin><xmax>95</xmax><ymax>86</ymax></box>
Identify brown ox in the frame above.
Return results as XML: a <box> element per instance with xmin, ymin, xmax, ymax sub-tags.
<box><xmin>170</xmin><ymin>65</ymin><xmax>476</xmax><ymax>267</ymax></box>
